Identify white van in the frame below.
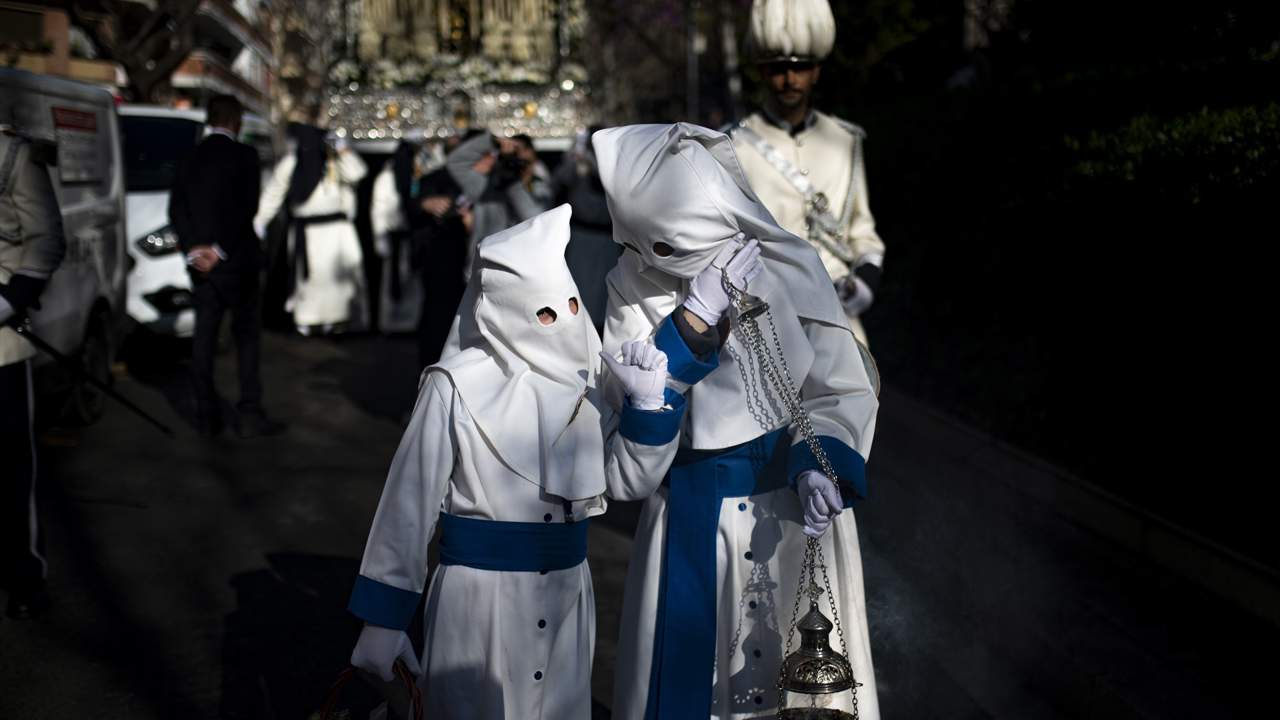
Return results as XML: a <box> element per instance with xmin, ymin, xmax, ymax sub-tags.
<box><xmin>0</xmin><ymin>68</ymin><xmax>127</xmax><ymax>422</ymax></box>
<box><xmin>118</xmin><ymin>105</ymin><xmax>274</xmax><ymax>336</ymax></box>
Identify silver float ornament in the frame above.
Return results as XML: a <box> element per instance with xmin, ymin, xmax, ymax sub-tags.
<box><xmin>722</xmin><ymin>253</ymin><xmax>862</xmax><ymax>719</ymax></box>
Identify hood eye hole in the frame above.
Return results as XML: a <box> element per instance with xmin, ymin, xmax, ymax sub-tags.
<box><xmin>536</xmin><ymin>307</ymin><xmax>557</xmax><ymax>325</ymax></box>
<box><xmin>653</xmin><ymin>241</ymin><xmax>674</xmax><ymax>257</ymax></box>
<box><xmin>568</xmin><ymin>297</ymin><xmax>579</xmax><ymax>315</ymax></box>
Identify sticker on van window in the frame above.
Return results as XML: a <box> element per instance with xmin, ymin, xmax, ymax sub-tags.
<box><xmin>51</xmin><ymin>107</ymin><xmax>101</xmax><ymax>184</ymax></box>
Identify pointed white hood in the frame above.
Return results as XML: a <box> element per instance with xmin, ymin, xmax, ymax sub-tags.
<box><xmin>431</xmin><ymin>204</ymin><xmax>605</xmax><ymax>500</ymax></box>
<box><xmin>592</xmin><ymin>123</ymin><xmax>850</xmax><ymax>449</ymax></box>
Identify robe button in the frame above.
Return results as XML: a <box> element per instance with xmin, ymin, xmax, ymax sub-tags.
<box><xmin>539</xmin><ymin>569</ymin><xmax>548</xmax><ymax>575</ymax></box>
<box><xmin>744</xmin><ymin>551</ymin><xmax>753</xmax><ymax>561</ymax></box>
<box><xmin>753</xmin><ymin>648</ymin><xmax>762</xmax><ymax>658</ymax></box>
<box><xmin>737</xmin><ymin>503</ymin><xmax>747</xmax><ymax>512</ymax></box>
<box><xmin>538</xmin><ymin>619</ymin><xmax>547</xmax><ymax>629</ymax></box>
<box><xmin>801</xmin><ymin>169</ymin><xmax>809</xmax><ymax>176</ymax></box>
<box><xmin>534</xmin><ymin>671</ymin><xmax>543</xmax><ymax>681</ymax></box>
<box><xmin>749</xmin><ymin>600</ymin><xmax>757</xmax><ymax>609</ymax></box>
<box><xmin>544</xmin><ymin>513</ymin><xmax>553</xmax><ymax>522</ymax></box>
<box><xmin>754</xmin><ymin>695</ymin><xmax>764</xmax><ymax>705</ymax></box>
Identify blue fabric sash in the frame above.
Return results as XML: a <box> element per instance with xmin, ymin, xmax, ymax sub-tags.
<box><xmin>646</xmin><ymin>427</ymin><xmax>790</xmax><ymax>719</ymax></box>
<box><xmin>438</xmin><ymin>512</ymin><xmax>589</xmax><ymax>572</ymax></box>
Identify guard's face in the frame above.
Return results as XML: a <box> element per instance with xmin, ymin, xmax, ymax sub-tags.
<box><xmin>764</xmin><ymin>61</ymin><xmax>821</xmax><ymax>109</ymax></box>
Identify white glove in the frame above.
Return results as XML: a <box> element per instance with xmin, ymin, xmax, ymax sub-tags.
<box><xmin>795</xmin><ymin>470</ymin><xmax>843</xmax><ymax>538</ymax></box>
<box><xmin>350</xmin><ymin>624</ymin><xmax>423</xmax><ymax>683</ymax></box>
<box><xmin>0</xmin><ymin>293</ymin><xmax>14</xmax><ymax>325</ymax></box>
<box><xmin>838</xmin><ymin>274</ymin><xmax>874</xmax><ymax>316</ymax></box>
<box><xmin>684</xmin><ymin>235</ymin><xmax>764</xmax><ymax>326</ymax></box>
<box><xmin>253</xmin><ymin>220</ymin><xmax>268</xmax><ymax>240</ymax></box>
<box><xmin>599</xmin><ymin>340</ymin><xmax>668</xmax><ymax>411</ymax></box>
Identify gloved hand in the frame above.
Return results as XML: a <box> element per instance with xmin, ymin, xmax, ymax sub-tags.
<box><xmin>795</xmin><ymin>470</ymin><xmax>843</xmax><ymax>538</ymax></box>
<box><xmin>0</xmin><ymin>292</ymin><xmax>14</xmax><ymax>326</ymax></box>
<box><xmin>350</xmin><ymin>624</ymin><xmax>423</xmax><ymax>683</ymax></box>
<box><xmin>838</xmin><ymin>274</ymin><xmax>874</xmax><ymax>316</ymax></box>
<box><xmin>684</xmin><ymin>235</ymin><xmax>764</xmax><ymax>326</ymax></box>
<box><xmin>600</xmin><ymin>340</ymin><xmax>668</xmax><ymax>411</ymax></box>
<box><xmin>253</xmin><ymin>220</ymin><xmax>268</xmax><ymax>240</ymax></box>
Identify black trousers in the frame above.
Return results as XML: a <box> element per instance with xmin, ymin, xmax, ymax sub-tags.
<box><xmin>0</xmin><ymin>359</ymin><xmax>45</xmax><ymax>592</ymax></box>
<box><xmin>191</xmin><ymin>273</ymin><xmax>263</xmax><ymax>420</ymax></box>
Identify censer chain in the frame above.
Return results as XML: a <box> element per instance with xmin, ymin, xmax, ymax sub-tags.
<box><xmin>723</xmin><ymin>279</ymin><xmax>850</xmax><ymax>667</ymax></box>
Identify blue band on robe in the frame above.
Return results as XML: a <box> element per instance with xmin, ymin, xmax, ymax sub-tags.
<box><xmin>787</xmin><ymin>435</ymin><xmax>868</xmax><ymax>508</ymax></box>
<box><xmin>349</xmin><ymin>574</ymin><xmax>422</xmax><ymax>631</ymax></box>
<box><xmin>646</xmin><ymin>427</ymin><xmax>790</xmax><ymax>719</ymax></box>
<box><xmin>438</xmin><ymin>512</ymin><xmax>589</xmax><ymax>572</ymax></box>
<box><xmin>621</xmin><ymin>389</ymin><xmax>687</xmax><ymax>446</ymax></box>
<box><xmin>654</xmin><ymin>314</ymin><xmax>719</xmax><ymax>385</ymax></box>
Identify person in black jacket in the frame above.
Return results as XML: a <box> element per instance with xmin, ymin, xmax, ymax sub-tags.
<box><xmin>414</xmin><ymin>142</ymin><xmax>471</xmax><ymax>369</ymax></box>
<box><xmin>169</xmin><ymin>94</ymin><xmax>283</xmax><ymax>438</ymax></box>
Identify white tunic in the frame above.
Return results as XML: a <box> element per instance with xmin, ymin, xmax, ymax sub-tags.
<box><xmin>603</xmin><ymin>258</ymin><xmax>881</xmax><ymax>720</ymax></box>
<box><xmin>255</xmin><ymin>150</ymin><xmax>368</xmax><ymax>329</ymax></box>
<box><xmin>604</xmin><ymin>313</ymin><xmax>885</xmax><ymax>717</ymax></box>
<box><xmin>356</xmin><ymin>370</ymin><xmax>677</xmax><ymax>719</ymax></box>
<box><xmin>730</xmin><ymin>111</ymin><xmax>885</xmax><ymax>342</ymax></box>
<box><xmin>370</xmin><ymin>165</ymin><xmax>424</xmax><ymax>333</ymax></box>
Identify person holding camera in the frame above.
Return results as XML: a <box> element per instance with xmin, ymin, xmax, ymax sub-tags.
<box><xmin>446</xmin><ymin>130</ymin><xmax>552</xmax><ymax>282</ymax></box>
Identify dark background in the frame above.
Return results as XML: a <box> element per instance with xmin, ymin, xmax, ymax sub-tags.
<box><xmin>610</xmin><ymin>0</ymin><xmax>1278</xmax><ymax>567</ymax></box>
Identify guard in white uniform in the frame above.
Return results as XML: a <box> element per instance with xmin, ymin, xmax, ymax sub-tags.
<box><xmin>594</xmin><ymin>123</ymin><xmax>882</xmax><ymax>719</ymax></box>
<box><xmin>347</xmin><ymin>204</ymin><xmax>683</xmax><ymax>719</ymax></box>
<box><xmin>728</xmin><ymin>0</ymin><xmax>885</xmax><ymax>344</ymax></box>
<box><xmin>254</xmin><ymin>124</ymin><xmax>368</xmax><ymax>333</ymax></box>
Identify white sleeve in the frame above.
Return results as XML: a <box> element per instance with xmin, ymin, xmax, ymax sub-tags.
<box><xmin>785</xmin><ymin>318</ymin><xmax>879</xmax><ymax>503</ymax></box>
<box><xmin>369</xmin><ymin>167</ymin><xmax>403</xmax><ymax>247</ymax></box>
<box><xmin>253</xmin><ymin>154</ymin><xmax>296</xmax><ymax>230</ymax></box>
<box><xmin>351</xmin><ymin>373</ymin><xmax>456</xmax><ymax>629</ymax></box>
<box><xmin>600</xmin><ymin>392</ymin><xmax>684</xmax><ymax>502</ymax></box>
<box><xmin>847</xmin><ymin>135</ymin><xmax>885</xmax><ymax>269</ymax></box>
<box><xmin>336</xmin><ymin>149</ymin><xmax>368</xmax><ymax>184</ymax></box>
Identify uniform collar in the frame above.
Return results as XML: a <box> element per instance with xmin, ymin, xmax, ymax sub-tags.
<box><xmin>761</xmin><ymin>106</ymin><xmax>818</xmax><ymax>136</ymax></box>
<box><xmin>205</xmin><ymin>127</ymin><xmax>237</xmax><ymax>141</ymax></box>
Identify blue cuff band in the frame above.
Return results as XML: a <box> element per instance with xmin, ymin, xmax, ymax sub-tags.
<box><xmin>621</xmin><ymin>390</ymin><xmax>687</xmax><ymax>446</ymax></box>
<box><xmin>654</xmin><ymin>314</ymin><xmax>719</xmax><ymax>385</ymax></box>
<box><xmin>348</xmin><ymin>574</ymin><xmax>421</xmax><ymax>630</ymax></box>
<box><xmin>787</xmin><ymin>436</ymin><xmax>868</xmax><ymax>508</ymax></box>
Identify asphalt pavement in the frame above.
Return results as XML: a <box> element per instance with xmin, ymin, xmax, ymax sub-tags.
<box><xmin>0</xmin><ymin>330</ymin><xmax>1273</xmax><ymax>719</ymax></box>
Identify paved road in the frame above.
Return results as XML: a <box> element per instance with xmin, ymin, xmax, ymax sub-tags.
<box><xmin>0</xmin><ymin>331</ymin><xmax>1272</xmax><ymax>718</ymax></box>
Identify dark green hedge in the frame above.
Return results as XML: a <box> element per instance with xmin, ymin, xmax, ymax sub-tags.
<box><xmin>1065</xmin><ymin>103</ymin><xmax>1280</xmax><ymax>204</ymax></box>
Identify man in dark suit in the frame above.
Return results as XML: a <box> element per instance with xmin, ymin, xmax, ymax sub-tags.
<box><xmin>170</xmin><ymin>94</ymin><xmax>283</xmax><ymax>438</ymax></box>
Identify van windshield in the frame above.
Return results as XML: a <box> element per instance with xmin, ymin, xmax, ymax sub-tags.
<box><xmin>120</xmin><ymin>116</ymin><xmax>203</xmax><ymax>192</ymax></box>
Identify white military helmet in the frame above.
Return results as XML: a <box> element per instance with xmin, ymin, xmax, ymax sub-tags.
<box><xmin>748</xmin><ymin>0</ymin><xmax>837</xmax><ymax>64</ymax></box>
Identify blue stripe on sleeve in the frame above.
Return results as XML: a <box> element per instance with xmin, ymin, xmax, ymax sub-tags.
<box><xmin>654</xmin><ymin>314</ymin><xmax>719</xmax><ymax>385</ymax></box>
<box><xmin>620</xmin><ymin>391</ymin><xmax>687</xmax><ymax>446</ymax></box>
<box><xmin>787</xmin><ymin>436</ymin><xmax>868</xmax><ymax>508</ymax></box>
<box><xmin>348</xmin><ymin>574</ymin><xmax>422</xmax><ymax>630</ymax></box>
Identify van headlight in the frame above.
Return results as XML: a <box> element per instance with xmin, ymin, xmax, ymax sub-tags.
<box><xmin>136</xmin><ymin>225</ymin><xmax>180</xmax><ymax>256</ymax></box>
